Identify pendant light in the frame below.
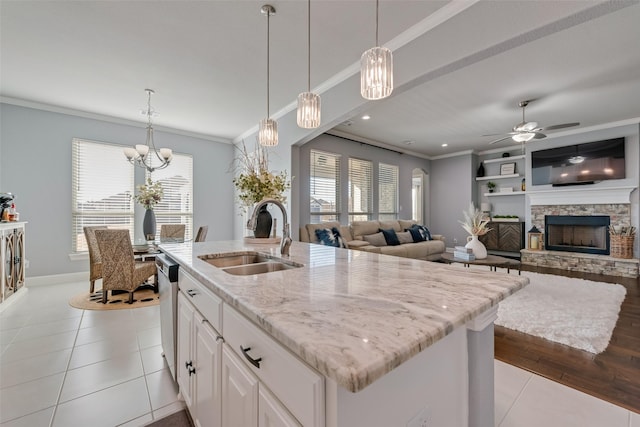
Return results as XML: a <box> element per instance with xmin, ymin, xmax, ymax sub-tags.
<box><xmin>258</xmin><ymin>4</ymin><xmax>278</xmax><ymax>147</ymax></box>
<box><xmin>123</xmin><ymin>89</ymin><xmax>173</xmax><ymax>172</ymax></box>
<box><xmin>297</xmin><ymin>0</ymin><xmax>321</xmax><ymax>129</ymax></box>
<box><xmin>360</xmin><ymin>0</ymin><xmax>393</xmax><ymax>100</ymax></box>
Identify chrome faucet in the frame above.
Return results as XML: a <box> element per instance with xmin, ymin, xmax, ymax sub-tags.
<box><xmin>247</xmin><ymin>198</ymin><xmax>292</xmax><ymax>256</ymax></box>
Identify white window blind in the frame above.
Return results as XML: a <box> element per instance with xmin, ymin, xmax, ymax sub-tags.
<box><xmin>148</xmin><ymin>153</ymin><xmax>194</xmax><ymax>240</ymax></box>
<box><xmin>310</xmin><ymin>150</ymin><xmax>341</xmax><ymax>223</ymax></box>
<box><xmin>348</xmin><ymin>158</ymin><xmax>373</xmax><ymax>222</ymax></box>
<box><xmin>72</xmin><ymin>138</ymin><xmax>134</xmax><ymax>252</ymax></box>
<box><xmin>378</xmin><ymin>163</ymin><xmax>399</xmax><ymax>220</ymax></box>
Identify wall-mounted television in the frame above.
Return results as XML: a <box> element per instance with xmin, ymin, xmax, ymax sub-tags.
<box><xmin>531</xmin><ymin>137</ymin><xmax>625</xmax><ymax>186</ymax></box>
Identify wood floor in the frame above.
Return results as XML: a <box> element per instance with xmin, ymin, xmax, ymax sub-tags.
<box><xmin>494</xmin><ymin>264</ymin><xmax>640</xmax><ymax>414</ymax></box>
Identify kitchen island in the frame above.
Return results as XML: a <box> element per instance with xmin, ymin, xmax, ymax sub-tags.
<box><xmin>160</xmin><ymin>240</ymin><xmax>528</xmax><ymax>427</ymax></box>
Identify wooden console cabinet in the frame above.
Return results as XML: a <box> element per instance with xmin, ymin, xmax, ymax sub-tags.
<box><xmin>1</xmin><ymin>222</ymin><xmax>26</xmax><ymax>303</ymax></box>
<box><xmin>479</xmin><ymin>221</ymin><xmax>524</xmax><ymax>255</ymax></box>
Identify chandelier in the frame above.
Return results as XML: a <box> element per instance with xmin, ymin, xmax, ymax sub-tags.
<box><xmin>258</xmin><ymin>5</ymin><xmax>278</xmax><ymax>146</ymax></box>
<box><xmin>297</xmin><ymin>0</ymin><xmax>320</xmax><ymax>129</ymax></box>
<box><xmin>360</xmin><ymin>0</ymin><xmax>393</xmax><ymax>100</ymax></box>
<box><xmin>123</xmin><ymin>89</ymin><xmax>173</xmax><ymax>172</ymax></box>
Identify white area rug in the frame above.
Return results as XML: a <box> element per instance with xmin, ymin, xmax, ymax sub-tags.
<box><xmin>495</xmin><ymin>271</ymin><xmax>627</xmax><ymax>354</ymax></box>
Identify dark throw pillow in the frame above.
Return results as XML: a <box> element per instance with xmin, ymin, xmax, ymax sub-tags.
<box><xmin>410</xmin><ymin>224</ymin><xmax>432</xmax><ymax>241</ymax></box>
<box><xmin>407</xmin><ymin>227</ymin><xmax>425</xmax><ymax>243</ymax></box>
<box><xmin>379</xmin><ymin>228</ymin><xmax>401</xmax><ymax>246</ymax></box>
<box><xmin>315</xmin><ymin>227</ymin><xmax>347</xmax><ymax>248</ymax></box>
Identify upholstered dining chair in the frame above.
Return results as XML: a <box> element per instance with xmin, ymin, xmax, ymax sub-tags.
<box><xmin>195</xmin><ymin>225</ymin><xmax>208</xmax><ymax>242</ymax></box>
<box><xmin>83</xmin><ymin>226</ymin><xmax>107</xmax><ymax>293</ymax></box>
<box><xmin>95</xmin><ymin>229</ymin><xmax>157</xmax><ymax>304</ymax></box>
<box><xmin>160</xmin><ymin>224</ymin><xmax>186</xmax><ymax>242</ymax></box>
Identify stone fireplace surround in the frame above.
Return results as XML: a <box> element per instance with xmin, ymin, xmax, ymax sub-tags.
<box><xmin>521</xmin><ymin>188</ymin><xmax>639</xmax><ymax>278</ymax></box>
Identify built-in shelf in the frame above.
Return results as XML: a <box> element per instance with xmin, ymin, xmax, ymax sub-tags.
<box><xmin>476</xmin><ymin>174</ymin><xmax>520</xmax><ymax>181</ymax></box>
<box><xmin>483</xmin><ymin>155</ymin><xmax>525</xmax><ymax>164</ymax></box>
<box><xmin>484</xmin><ymin>191</ymin><xmax>525</xmax><ymax>197</ymax></box>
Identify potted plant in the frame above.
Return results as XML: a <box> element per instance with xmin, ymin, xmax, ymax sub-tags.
<box><xmin>487</xmin><ymin>181</ymin><xmax>496</xmax><ymax>193</ymax></box>
<box><xmin>232</xmin><ymin>141</ymin><xmax>290</xmax><ymax>237</ymax></box>
<box><xmin>134</xmin><ymin>177</ymin><xmax>164</xmax><ymax>240</ymax></box>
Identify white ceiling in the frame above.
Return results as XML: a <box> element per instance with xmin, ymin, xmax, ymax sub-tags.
<box><xmin>2</xmin><ymin>1</ymin><xmax>639</xmax><ymax>157</ymax></box>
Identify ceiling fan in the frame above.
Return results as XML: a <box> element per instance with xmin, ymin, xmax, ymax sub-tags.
<box><xmin>485</xmin><ymin>100</ymin><xmax>580</xmax><ymax>145</ymax></box>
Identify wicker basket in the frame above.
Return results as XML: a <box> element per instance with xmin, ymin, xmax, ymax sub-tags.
<box><xmin>610</xmin><ymin>234</ymin><xmax>634</xmax><ymax>259</ymax></box>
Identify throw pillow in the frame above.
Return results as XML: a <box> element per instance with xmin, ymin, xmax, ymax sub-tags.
<box><xmin>331</xmin><ymin>227</ymin><xmax>347</xmax><ymax>249</ymax></box>
<box><xmin>396</xmin><ymin>231</ymin><xmax>414</xmax><ymax>244</ymax></box>
<box><xmin>379</xmin><ymin>228</ymin><xmax>401</xmax><ymax>246</ymax></box>
<box><xmin>407</xmin><ymin>227</ymin><xmax>425</xmax><ymax>243</ymax></box>
<box><xmin>316</xmin><ymin>228</ymin><xmax>339</xmax><ymax>247</ymax></box>
<box><xmin>410</xmin><ymin>224</ymin><xmax>432</xmax><ymax>241</ymax></box>
<box><xmin>363</xmin><ymin>232</ymin><xmax>388</xmax><ymax>247</ymax></box>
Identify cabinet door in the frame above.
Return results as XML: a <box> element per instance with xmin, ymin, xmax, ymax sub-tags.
<box><xmin>177</xmin><ymin>293</ymin><xmax>195</xmax><ymax>408</ymax></box>
<box><xmin>14</xmin><ymin>228</ymin><xmax>24</xmax><ymax>290</ymax></box>
<box><xmin>498</xmin><ymin>223</ymin><xmax>524</xmax><ymax>252</ymax></box>
<box><xmin>259</xmin><ymin>384</ymin><xmax>301</xmax><ymax>427</ymax></box>
<box><xmin>193</xmin><ymin>312</ymin><xmax>222</xmax><ymax>427</ymax></box>
<box><xmin>222</xmin><ymin>345</ymin><xmax>258</xmax><ymax>427</ymax></box>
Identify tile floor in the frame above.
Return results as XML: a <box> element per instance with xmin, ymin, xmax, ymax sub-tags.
<box><xmin>1</xmin><ymin>280</ymin><xmax>638</xmax><ymax>427</ymax></box>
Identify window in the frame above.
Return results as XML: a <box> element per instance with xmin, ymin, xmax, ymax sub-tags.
<box><xmin>378</xmin><ymin>163</ymin><xmax>399</xmax><ymax>220</ymax></box>
<box><xmin>72</xmin><ymin>138</ymin><xmax>134</xmax><ymax>252</ymax></box>
<box><xmin>148</xmin><ymin>153</ymin><xmax>194</xmax><ymax>240</ymax></box>
<box><xmin>348</xmin><ymin>158</ymin><xmax>372</xmax><ymax>222</ymax></box>
<box><xmin>310</xmin><ymin>150</ymin><xmax>341</xmax><ymax>223</ymax></box>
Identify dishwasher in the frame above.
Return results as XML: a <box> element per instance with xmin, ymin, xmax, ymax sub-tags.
<box><xmin>156</xmin><ymin>253</ymin><xmax>179</xmax><ymax>382</ymax></box>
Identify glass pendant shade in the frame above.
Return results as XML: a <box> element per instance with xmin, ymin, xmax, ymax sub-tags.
<box><xmin>259</xmin><ymin>118</ymin><xmax>278</xmax><ymax>147</ymax></box>
<box><xmin>297</xmin><ymin>92</ymin><xmax>321</xmax><ymax>129</ymax></box>
<box><xmin>361</xmin><ymin>46</ymin><xmax>393</xmax><ymax>100</ymax></box>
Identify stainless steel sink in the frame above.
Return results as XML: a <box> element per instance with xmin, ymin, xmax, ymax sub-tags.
<box><xmin>222</xmin><ymin>262</ymin><xmax>298</xmax><ymax>276</ymax></box>
<box><xmin>200</xmin><ymin>252</ymin><xmax>271</xmax><ymax>268</ymax></box>
<box><xmin>198</xmin><ymin>251</ymin><xmax>303</xmax><ymax>275</ymax></box>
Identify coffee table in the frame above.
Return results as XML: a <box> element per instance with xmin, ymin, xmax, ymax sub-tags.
<box><xmin>440</xmin><ymin>252</ymin><xmax>521</xmax><ymax>275</ymax></box>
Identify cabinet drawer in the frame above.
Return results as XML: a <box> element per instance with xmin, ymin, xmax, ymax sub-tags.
<box><xmin>223</xmin><ymin>305</ymin><xmax>324</xmax><ymax>427</ymax></box>
<box><xmin>179</xmin><ymin>270</ymin><xmax>222</xmax><ymax>333</ymax></box>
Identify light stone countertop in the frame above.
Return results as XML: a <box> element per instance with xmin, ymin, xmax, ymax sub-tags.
<box><xmin>160</xmin><ymin>240</ymin><xmax>529</xmax><ymax>393</ymax></box>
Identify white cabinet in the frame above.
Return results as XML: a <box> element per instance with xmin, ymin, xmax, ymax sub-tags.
<box><xmin>221</xmin><ymin>345</ymin><xmax>258</xmax><ymax>427</ymax></box>
<box><xmin>1</xmin><ymin>222</ymin><xmax>25</xmax><ymax>304</ymax></box>
<box><xmin>177</xmin><ymin>287</ymin><xmax>223</xmax><ymax>427</ymax></box>
<box><xmin>177</xmin><ymin>270</ymin><xmax>323</xmax><ymax>427</ymax></box>
<box><xmin>221</xmin><ymin>344</ymin><xmax>302</xmax><ymax>427</ymax></box>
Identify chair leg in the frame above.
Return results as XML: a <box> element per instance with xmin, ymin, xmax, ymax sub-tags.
<box><xmin>90</xmin><ymin>280</ymin><xmax>95</xmax><ymax>294</ymax></box>
<box><xmin>102</xmin><ymin>290</ymin><xmax>107</xmax><ymax>304</ymax></box>
<box><xmin>128</xmin><ymin>292</ymin><xmax>134</xmax><ymax>304</ymax></box>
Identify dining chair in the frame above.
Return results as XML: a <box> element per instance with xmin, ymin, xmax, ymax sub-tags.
<box><xmin>160</xmin><ymin>224</ymin><xmax>186</xmax><ymax>242</ymax></box>
<box><xmin>195</xmin><ymin>225</ymin><xmax>208</xmax><ymax>242</ymax></box>
<box><xmin>83</xmin><ymin>226</ymin><xmax>107</xmax><ymax>293</ymax></box>
<box><xmin>95</xmin><ymin>229</ymin><xmax>157</xmax><ymax>304</ymax></box>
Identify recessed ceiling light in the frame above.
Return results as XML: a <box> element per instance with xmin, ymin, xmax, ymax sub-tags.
<box><xmin>362</xmin><ymin>115</ymin><xmax>371</xmax><ymax>120</ymax></box>
<box><xmin>441</xmin><ymin>143</ymin><xmax>448</xmax><ymax>147</ymax></box>
<box><xmin>403</xmin><ymin>140</ymin><xmax>415</xmax><ymax>145</ymax></box>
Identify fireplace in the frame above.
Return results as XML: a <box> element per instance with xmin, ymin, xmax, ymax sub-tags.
<box><xmin>545</xmin><ymin>215</ymin><xmax>610</xmax><ymax>255</ymax></box>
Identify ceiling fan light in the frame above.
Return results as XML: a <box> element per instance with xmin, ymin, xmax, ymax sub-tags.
<box><xmin>361</xmin><ymin>46</ymin><xmax>393</xmax><ymax>100</ymax></box>
<box><xmin>258</xmin><ymin>118</ymin><xmax>278</xmax><ymax>147</ymax></box>
<box><xmin>512</xmin><ymin>132</ymin><xmax>536</xmax><ymax>143</ymax></box>
<box><xmin>297</xmin><ymin>92</ymin><xmax>321</xmax><ymax>129</ymax></box>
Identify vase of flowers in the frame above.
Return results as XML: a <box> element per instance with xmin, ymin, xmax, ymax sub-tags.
<box><xmin>232</xmin><ymin>141</ymin><xmax>290</xmax><ymax>237</ymax></box>
<box><xmin>459</xmin><ymin>202</ymin><xmax>491</xmax><ymax>259</ymax></box>
<box><xmin>134</xmin><ymin>177</ymin><xmax>164</xmax><ymax>240</ymax></box>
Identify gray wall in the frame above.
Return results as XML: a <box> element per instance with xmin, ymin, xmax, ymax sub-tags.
<box><xmin>430</xmin><ymin>154</ymin><xmax>475</xmax><ymax>247</ymax></box>
<box><xmin>0</xmin><ymin>103</ymin><xmax>235</xmax><ymax>278</ymax></box>
<box><xmin>297</xmin><ymin>134</ymin><xmax>431</xmax><ymax>231</ymax></box>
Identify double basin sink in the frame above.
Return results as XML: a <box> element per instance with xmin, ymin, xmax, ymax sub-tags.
<box><xmin>199</xmin><ymin>251</ymin><xmax>303</xmax><ymax>276</ymax></box>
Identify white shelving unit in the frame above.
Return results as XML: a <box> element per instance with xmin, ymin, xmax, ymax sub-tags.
<box><xmin>484</xmin><ymin>191</ymin><xmax>525</xmax><ymax>197</ymax></box>
<box><xmin>476</xmin><ymin>174</ymin><xmax>520</xmax><ymax>181</ymax></box>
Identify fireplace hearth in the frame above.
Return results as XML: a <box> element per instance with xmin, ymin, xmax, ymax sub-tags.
<box><xmin>545</xmin><ymin>215</ymin><xmax>610</xmax><ymax>255</ymax></box>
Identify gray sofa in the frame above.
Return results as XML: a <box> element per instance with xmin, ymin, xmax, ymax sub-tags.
<box><xmin>299</xmin><ymin>219</ymin><xmax>445</xmax><ymax>261</ymax></box>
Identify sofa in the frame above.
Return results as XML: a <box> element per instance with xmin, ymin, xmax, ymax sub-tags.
<box><xmin>299</xmin><ymin>219</ymin><xmax>446</xmax><ymax>261</ymax></box>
